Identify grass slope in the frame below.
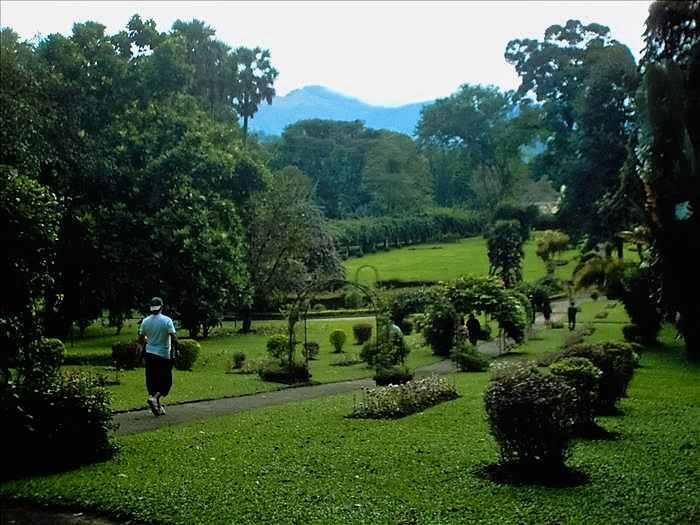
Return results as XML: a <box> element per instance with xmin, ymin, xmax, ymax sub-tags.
<box><xmin>2</xmin><ymin>314</ymin><xmax>697</xmax><ymax>524</ymax></box>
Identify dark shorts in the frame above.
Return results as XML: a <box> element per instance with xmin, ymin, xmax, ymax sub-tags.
<box><xmin>145</xmin><ymin>352</ymin><xmax>174</xmax><ymax>397</ymax></box>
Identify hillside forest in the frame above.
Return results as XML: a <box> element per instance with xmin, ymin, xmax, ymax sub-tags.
<box><xmin>1</xmin><ymin>0</ymin><xmax>698</xmax><ymax>371</ymax></box>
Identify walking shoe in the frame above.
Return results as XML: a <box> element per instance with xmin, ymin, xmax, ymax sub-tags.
<box><xmin>158</xmin><ymin>404</ymin><xmax>166</xmax><ymax>416</ymax></box>
<box><xmin>147</xmin><ymin>396</ymin><xmax>160</xmax><ymax>416</ymax></box>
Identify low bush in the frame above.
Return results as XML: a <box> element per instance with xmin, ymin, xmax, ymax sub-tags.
<box><xmin>545</xmin><ymin>341</ymin><xmax>638</xmax><ymax>414</ymax></box>
<box><xmin>484</xmin><ymin>365</ymin><xmax>578</xmax><ymax>470</ymax></box>
<box><xmin>16</xmin><ymin>338</ymin><xmax>66</xmax><ymax>389</ymax></box>
<box><xmin>349</xmin><ymin>375</ymin><xmax>458</xmax><ymax>419</ymax></box>
<box><xmin>174</xmin><ymin>339</ymin><xmax>200</xmax><ymax>371</ymax></box>
<box><xmin>352</xmin><ymin>322</ymin><xmax>373</xmax><ymax>345</ymax></box>
<box><xmin>450</xmin><ymin>340</ymin><xmax>489</xmax><ymax>372</ymax></box>
<box><xmin>231</xmin><ymin>351</ymin><xmax>246</xmax><ymax>369</ymax></box>
<box><xmin>266</xmin><ymin>334</ymin><xmax>290</xmax><ymax>359</ymax></box>
<box><xmin>257</xmin><ymin>359</ymin><xmax>311</xmax><ymax>384</ymax></box>
<box><xmin>302</xmin><ymin>341</ymin><xmax>320</xmax><ymax>361</ymax></box>
<box><xmin>329</xmin><ymin>329</ymin><xmax>347</xmax><ymax>353</ymax></box>
<box><xmin>373</xmin><ymin>364</ymin><xmax>414</xmax><ymax>386</ymax></box>
<box><xmin>549</xmin><ymin>357</ymin><xmax>602</xmax><ymax>432</ymax></box>
<box><xmin>111</xmin><ymin>340</ymin><xmax>142</xmax><ymax>370</ymax></box>
<box><xmin>0</xmin><ymin>371</ymin><xmax>117</xmax><ymax>480</ymax></box>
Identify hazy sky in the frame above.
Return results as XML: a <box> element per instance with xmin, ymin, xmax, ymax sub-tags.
<box><xmin>1</xmin><ymin>1</ymin><xmax>652</xmax><ymax>106</ymax></box>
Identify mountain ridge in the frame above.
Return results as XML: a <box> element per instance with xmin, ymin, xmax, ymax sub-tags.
<box><xmin>249</xmin><ymin>85</ymin><xmax>431</xmax><ymax>137</ymax></box>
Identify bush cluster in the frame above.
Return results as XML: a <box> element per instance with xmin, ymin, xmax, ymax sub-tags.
<box><xmin>174</xmin><ymin>339</ymin><xmax>201</xmax><ymax>370</ymax></box>
<box><xmin>545</xmin><ymin>341</ymin><xmax>638</xmax><ymax>414</ymax></box>
<box><xmin>349</xmin><ymin>375</ymin><xmax>459</xmax><ymax>419</ymax></box>
<box><xmin>484</xmin><ymin>365</ymin><xmax>578</xmax><ymax>469</ymax></box>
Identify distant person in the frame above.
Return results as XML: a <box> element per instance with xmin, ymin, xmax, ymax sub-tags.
<box><xmin>466</xmin><ymin>313</ymin><xmax>481</xmax><ymax>346</ymax></box>
<box><xmin>137</xmin><ymin>297</ymin><xmax>177</xmax><ymax>416</ymax></box>
<box><xmin>567</xmin><ymin>299</ymin><xmax>579</xmax><ymax>331</ymax></box>
<box><xmin>542</xmin><ymin>299</ymin><xmax>552</xmax><ymax>327</ymax></box>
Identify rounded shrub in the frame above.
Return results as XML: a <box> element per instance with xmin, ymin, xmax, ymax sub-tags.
<box><xmin>266</xmin><ymin>334</ymin><xmax>290</xmax><ymax>359</ymax></box>
<box><xmin>450</xmin><ymin>340</ymin><xmax>489</xmax><ymax>372</ymax></box>
<box><xmin>548</xmin><ymin>341</ymin><xmax>637</xmax><ymax>414</ymax></box>
<box><xmin>329</xmin><ymin>329</ymin><xmax>347</xmax><ymax>353</ymax></box>
<box><xmin>353</xmin><ymin>322</ymin><xmax>373</xmax><ymax>345</ymax></box>
<box><xmin>549</xmin><ymin>357</ymin><xmax>602</xmax><ymax>431</ymax></box>
<box><xmin>174</xmin><ymin>339</ymin><xmax>200</xmax><ymax>371</ymax></box>
<box><xmin>18</xmin><ymin>338</ymin><xmax>65</xmax><ymax>388</ymax></box>
<box><xmin>0</xmin><ymin>371</ymin><xmax>117</xmax><ymax>480</ymax></box>
<box><xmin>302</xmin><ymin>341</ymin><xmax>320</xmax><ymax>360</ymax></box>
<box><xmin>484</xmin><ymin>365</ymin><xmax>578</xmax><ymax>469</ymax></box>
<box><xmin>257</xmin><ymin>359</ymin><xmax>311</xmax><ymax>384</ymax></box>
<box><xmin>373</xmin><ymin>365</ymin><xmax>414</xmax><ymax>386</ymax></box>
<box><xmin>112</xmin><ymin>340</ymin><xmax>142</xmax><ymax>370</ymax></box>
<box><xmin>232</xmin><ymin>351</ymin><xmax>246</xmax><ymax>369</ymax></box>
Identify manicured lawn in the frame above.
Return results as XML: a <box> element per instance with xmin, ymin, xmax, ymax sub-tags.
<box><xmin>2</xmin><ymin>320</ymin><xmax>697</xmax><ymax>524</ymax></box>
<box><xmin>345</xmin><ymin>236</ymin><xmax>582</xmax><ymax>286</ymax></box>
<box><xmin>65</xmin><ymin>316</ymin><xmax>442</xmax><ymax>412</ymax></box>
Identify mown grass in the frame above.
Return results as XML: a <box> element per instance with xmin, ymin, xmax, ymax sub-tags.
<box><xmin>345</xmin><ymin>236</ymin><xmax>582</xmax><ymax>286</ymax></box>
<box><xmin>2</xmin><ymin>322</ymin><xmax>697</xmax><ymax>525</ymax></box>
<box><xmin>65</xmin><ymin>316</ymin><xmax>442</xmax><ymax>412</ymax></box>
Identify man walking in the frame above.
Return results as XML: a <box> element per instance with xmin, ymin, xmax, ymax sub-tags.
<box><xmin>138</xmin><ymin>297</ymin><xmax>177</xmax><ymax>416</ymax></box>
<box><xmin>567</xmin><ymin>299</ymin><xmax>579</xmax><ymax>331</ymax></box>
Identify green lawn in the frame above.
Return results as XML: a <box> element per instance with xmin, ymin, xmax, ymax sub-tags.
<box><xmin>65</xmin><ymin>316</ymin><xmax>442</xmax><ymax>412</ymax></box>
<box><xmin>2</xmin><ymin>315</ymin><xmax>698</xmax><ymax>524</ymax></box>
<box><xmin>345</xmin><ymin>236</ymin><xmax>581</xmax><ymax>286</ymax></box>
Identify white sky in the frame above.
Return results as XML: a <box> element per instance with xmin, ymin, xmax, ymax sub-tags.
<box><xmin>1</xmin><ymin>0</ymin><xmax>651</xmax><ymax>106</ymax></box>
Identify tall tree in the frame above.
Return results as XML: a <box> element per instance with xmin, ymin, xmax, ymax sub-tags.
<box><xmin>361</xmin><ymin>132</ymin><xmax>434</xmax><ymax>215</ymax></box>
<box><xmin>230</xmin><ymin>46</ymin><xmax>278</xmax><ymax>146</ymax></box>
<box><xmin>416</xmin><ymin>85</ymin><xmax>540</xmax><ymax>211</ymax></box>
<box><xmin>506</xmin><ymin>20</ymin><xmax>638</xmax><ymax>243</ymax></box>
<box><xmin>636</xmin><ymin>0</ymin><xmax>699</xmax><ymax>356</ymax></box>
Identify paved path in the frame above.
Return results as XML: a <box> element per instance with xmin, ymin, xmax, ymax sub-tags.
<box><xmin>114</xmin><ymin>297</ymin><xmax>574</xmax><ymax>435</ymax></box>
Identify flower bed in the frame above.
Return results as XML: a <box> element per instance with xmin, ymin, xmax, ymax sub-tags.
<box><xmin>349</xmin><ymin>375</ymin><xmax>459</xmax><ymax>419</ymax></box>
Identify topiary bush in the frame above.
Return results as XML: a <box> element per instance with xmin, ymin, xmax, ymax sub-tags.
<box><xmin>174</xmin><ymin>339</ymin><xmax>200</xmax><ymax>371</ymax></box>
<box><xmin>16</xmin><ymin>338</ymin><xmax>65</xmax><ymax>390</ymax></box>
<box><xmin>484</xmin><ymin>365</ymin><xmax>578</xmax><ymax>471</ymax></box>
<box><xmin>112</xmin><ymin>340</ymin><xmax>142</xmax><ymax>369</ymax></box>
<box><xmin>373</xmin><ymin>364</ymin><xmax>414</xmax><ymax>386</ymax></box>
<box><xmin>302</xmin><ymin>341</ymin><xmax>320</xmax><ymax>361</ymax></box>
<box><xmin>329</xmin><ymin>329</ymin><xmax>347</xmax><ymax>353</ymax></box>
<box><xmin>231</xmin><ymin>351</ymin><xmax>246</xmax><ymax>369</ymax></box>
<box><xmin>545</xmin><ymin>341</ymin><xmax>638</xmax><ymax>415</ymax></box>
<box><xmin>549</xmin><ymin>357</ymin><xmax>602</xmax><ymax>432</ymax></box>
<box><xmin>352</xmin><ymin>322</ymin><xmax>373</xmax><ymax>345</ymax></box>
<box><xmin>450</xmin><ymin>340</ymin><xmax>489</xmax><ymax>372</ymax></box>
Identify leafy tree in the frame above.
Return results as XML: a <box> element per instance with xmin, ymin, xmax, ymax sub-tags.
<box><xmin>361</xmin><ymin>132</ymin><xmax>434</xmax><ymax>215</ymax></box>
<box><xmin>230</xmin><ymin>46</ymin><xmax>278</xmax><ymax>145</ymax></box>
<box><xmin>636</xmin><ymin>0</ymin><xmax>699</xmax><ymax>355</ymax></box>
<box><xmin>506</xmin><ymin>20</ymin><xmax>638</xmax><ymax>244</ymax></box>
<box><xmin>271</xmin><ymin>119</ymin><xmax>378</xmax><ymax>218</ymax></box>
<box><xmin>487</xmin><ymin>220</ymin><xmax>525</xmax><ymax>288</ymax></box>
<box><xmin>240</xmin><ymin>166</ymin><xmax>344</xmax><ymax>331</ymax></box>
<box><xmin>417</xmin><ymin>84</ymin><xmax>541</xmax><ymax>211</ymax></box>
<box><xmin>0</xmin><ymin>168</ymin><xmax>61</xmax><ymax>382</ymax></box>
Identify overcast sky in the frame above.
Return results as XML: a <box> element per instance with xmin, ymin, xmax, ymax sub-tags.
<box><xmin>1</xmin><ymin>1</ymin><xmax>652</xmax><ymax>106</ymax></box>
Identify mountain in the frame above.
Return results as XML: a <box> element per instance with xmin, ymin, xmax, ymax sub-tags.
<box><xmin>248</xmin><ymin>85</ymin><xmax>431</xmax><ymax>137</ymax></box>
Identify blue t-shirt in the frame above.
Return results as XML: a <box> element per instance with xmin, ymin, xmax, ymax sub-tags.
<box><xmin>139</xmin><ymin>313</ymin><xmax>176</xmax><ymax>359</ymax></box>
